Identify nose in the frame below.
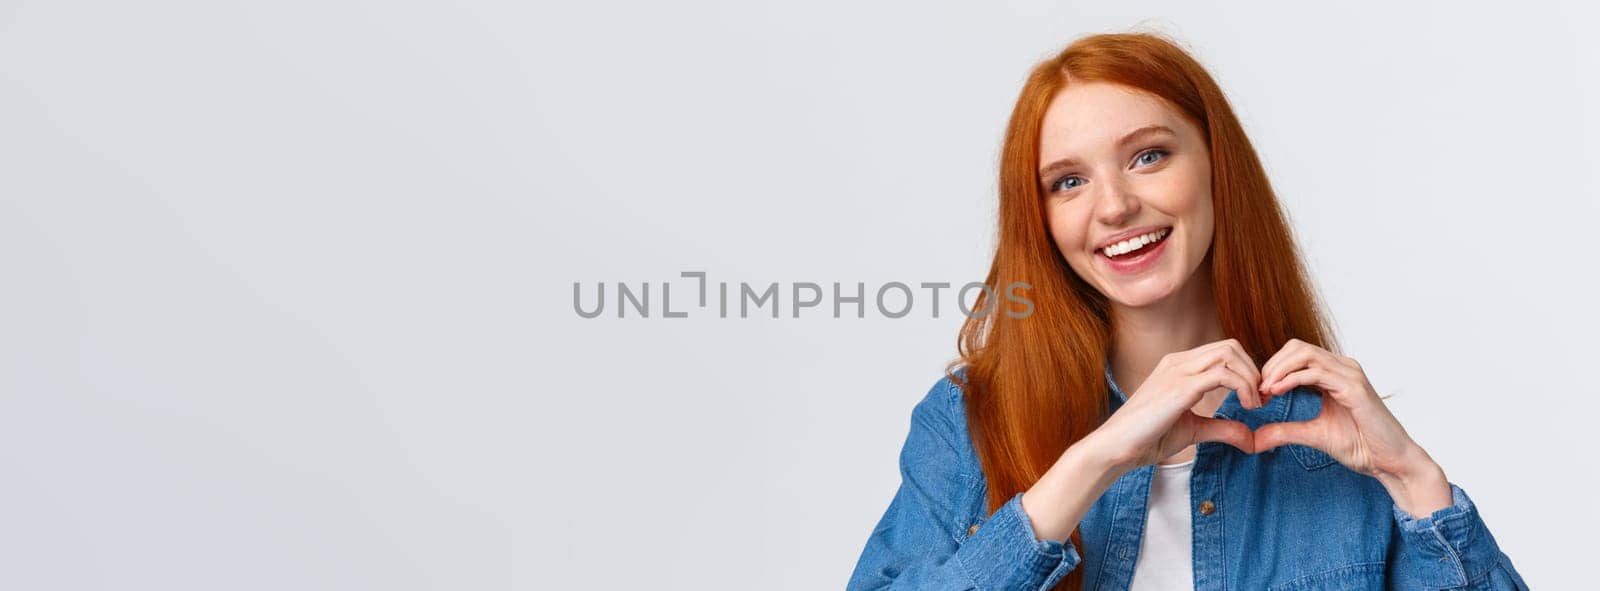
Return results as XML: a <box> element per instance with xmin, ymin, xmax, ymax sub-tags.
<box><xmin>1092</xmin><ymin>175</ymin><xmax>1141</xmax><ymax>225</ymax></box>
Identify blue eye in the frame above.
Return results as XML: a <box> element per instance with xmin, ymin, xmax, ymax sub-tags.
<box><xmin>1135</xmin><ymin>148</ymin><xmax>1169</xmax><ymax>167</ymax></box>
<box><xmin>1051</xmin><ymin>175</ymin><xmax>1085</xmax><ymax>193</ymax></box>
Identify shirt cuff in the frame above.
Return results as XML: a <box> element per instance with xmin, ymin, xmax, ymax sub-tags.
<box><xmin>953</xmin><ymin>492</ymin><xmax>1081</xmax><ymax>591</ymax></box>
<box><xmin>1391</xmin><ymin>483</ymin><xmax>1502</xmax><ymax>588</ymax></box>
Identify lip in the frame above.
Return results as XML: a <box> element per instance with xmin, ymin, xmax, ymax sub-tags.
<box><xmin>1094</xmin><ymin>225</ymin><xmax>1172</xmax><ymax>252</ymax></box>
<box><xmin>1096</xmin><ymin>227</ymin><xmax>1172</xmax><ymax>275</ymax></box>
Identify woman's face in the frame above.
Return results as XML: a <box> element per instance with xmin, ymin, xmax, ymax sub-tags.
<box><xmin>1038</xmin><ymin>81</ymin><xmax>1214</xmax><ymax>309</ymax></box>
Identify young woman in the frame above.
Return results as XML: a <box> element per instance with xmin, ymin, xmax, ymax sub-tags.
<box><xmin>846</xmin><ymin>33</ymin><xmax>1528</xmax><ymax>591</ymax></box>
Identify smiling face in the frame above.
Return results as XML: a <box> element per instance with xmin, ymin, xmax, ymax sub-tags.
<box><xmin>1038</xmin><ymin>81</ymin><xmax>1215</xmax><ymax>309</ymax></box>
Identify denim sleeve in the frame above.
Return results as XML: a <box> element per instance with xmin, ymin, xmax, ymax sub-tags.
<box><xmin>846</xmin><ymin>377</ymin><xmax>1081</xmax><ymax>591</ymax></box>
<box><xmin>1386</xmin><ymin>483</ymin><xmax>1529</xmax><ymax>590</ymax></box>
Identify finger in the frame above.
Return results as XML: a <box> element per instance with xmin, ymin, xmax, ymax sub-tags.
<box><xmin>1220</xmin><ymin>338</ymin><xmax>1262</xmax><ymax>383</ymax></box>
<box><xmin>1255</xmin><ymin>418</ymin><xmax>1326</xmax><ymax>453</ymax></box>
<box><xmin>1258</xmin><ymin>338</ymin><xmax>1307</xmax><ymax>393</ymax></box>
<box><xmin>1182</xmin><ymin>340</ymin><xmax>1261</xmax><ymax>408</ymax></box>
<box><xmin>1189</xmin><ymin>413</ymin><xmax>1255</xmax><ymax>454</ymax></box>
<box><xmin>1260</xmin><ymin>344</ymin><xmax>1328</xmax><ymax>396</ymax></box>
<box><xmin>1192</xmin><ymin>363</ymin><xmax>1253</xmax><ymax>411</ymax></box>
<box><xmin>1271</xmin><ymin>365</ymin><xmax>1379</xmax><ymax>411</ymax></box>
<box><xmin>1265</xmin><ymin>366</ymin><xmax>1350</xmax><ymax>404</ymax></box>
<box><xmin>1178</xmin><ymin>338</ymin><xmax>1239</xmax><ymax>374</ymax></box>
<box><xmin>1218</xmin><ymin>339</ymin><xmax>1263</xmax><ymax>409</ymax></box>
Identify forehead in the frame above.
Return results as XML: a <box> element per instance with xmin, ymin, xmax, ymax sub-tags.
<box><xmin>1038</xmin><ymin>82</ymin><xmax>1191</xmax><ymax>158</ymax></box>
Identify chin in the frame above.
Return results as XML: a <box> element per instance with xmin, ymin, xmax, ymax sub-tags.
<box><xmin>1106</xmin><ymin>278</ymin><xmax>1180</xmax><ymax>309</ymax></box>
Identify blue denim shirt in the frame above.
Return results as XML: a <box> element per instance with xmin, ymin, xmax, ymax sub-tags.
<box><xmin>846</xmin><ymin>363</ymin><xmax>1528</xmax><ymax>590</ymax></box>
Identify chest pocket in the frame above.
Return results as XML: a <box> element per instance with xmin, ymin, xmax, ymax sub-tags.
<box><xmin>1277</xmin><ymin>390</ymin><xmax>1341</xmax><ymax>471</ymax></box>
<box><xmin>1268</xmin><ymin>562</ymin><xmax>1385</xmax><ymax>591</ymax></box>
<box><xmin>1288</xmin><ymin>443</ymin><xmax>1339</xmax><ymax>470</ymax></box>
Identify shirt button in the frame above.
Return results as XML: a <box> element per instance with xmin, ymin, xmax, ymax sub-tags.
<box><xmin>1198</xmin><ymin>500</ymin><xmax>1216</xmax><ymax>516</ymax></box>
<box><xmin>967</xmin><ymin>524</ymin><xmax>979</xmax><ymax>536</ymax></box>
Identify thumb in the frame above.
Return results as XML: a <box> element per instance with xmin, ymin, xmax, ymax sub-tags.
<box><xmin>1189</xmin><ymin>414</ymin><xmax>1254</xmax><ymax>454</ymax></box>
<box><xmin>1255</xmin><ymin>421</ymin><xmax>1323</xmax><ymax>453</ymax></box>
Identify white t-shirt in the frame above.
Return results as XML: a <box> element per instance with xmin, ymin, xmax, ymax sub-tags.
<box><xmin>1129</xmin><ymin>458</ymin><xmax>1196</xmax><ymax>591</ymax></box>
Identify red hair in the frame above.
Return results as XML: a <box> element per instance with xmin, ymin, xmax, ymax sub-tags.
<box><xmin>949</xmin><ymin>32</ymin><xmax>1339</xmax><ymax>591</ymax></box>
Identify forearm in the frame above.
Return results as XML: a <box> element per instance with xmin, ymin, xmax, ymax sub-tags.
<box><xmin>1019</xmin><ymin>437</ymin><xmax>1125</xmax><ymax>542</ymax></box>
<box><xmin>1374</xmin><ymin>444</ymin><xmax>1453</xmax><ymax>519</ymax></box>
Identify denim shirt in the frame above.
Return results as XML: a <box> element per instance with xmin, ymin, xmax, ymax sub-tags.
<box><xmin>846</xmin><ymin>364</ymin><xmax>1529</xmax><ymax>590</ymax></box>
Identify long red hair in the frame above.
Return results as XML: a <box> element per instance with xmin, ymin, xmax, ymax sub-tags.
<box><xmin>948</xmin><ymin>32</ymin><xmax>1339</xmax><ymax>591</ymax></box>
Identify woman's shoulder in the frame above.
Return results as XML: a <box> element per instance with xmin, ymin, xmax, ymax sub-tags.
<box><xmin>901</xmin><ymin>366</ymin><xmax>982</xmax><ymax>470</ymax></box>
<box><xmin>911</xmin><ymin>366</ymin><xmax>972</xmax><ymax>426</ymax></box>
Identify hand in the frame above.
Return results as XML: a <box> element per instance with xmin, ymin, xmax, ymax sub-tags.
<box><xmin>1252</xmin><ymin>338</ymin><xmax>1452</xmax><ymax>517</ymax></box>
<box><xmin>1083</xmin><ymin>338</ymin><xmax>1261</xmax><ymax>475</ymax></box>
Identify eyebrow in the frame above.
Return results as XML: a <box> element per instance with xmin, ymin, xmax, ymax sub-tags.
<box><xmin>1037</xmin><ymin>124</ymin><xmax>1177</xmax><ymax>181</ymax></box>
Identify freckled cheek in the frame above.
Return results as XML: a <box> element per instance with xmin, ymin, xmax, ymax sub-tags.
<box><xmin>1045</xmin><ymin>205</ymin><xmax>1093</xmax><ymax>256</ymax></box>
<box><xmin>1170</xmin><ymin>168</ymin><xmax>1216</xmax><ymax>229</ymax></box>
<box><xmin>1137</xmin><ymin>175</ymin><xmax>1203</xmax><ymax>214</ymax></box>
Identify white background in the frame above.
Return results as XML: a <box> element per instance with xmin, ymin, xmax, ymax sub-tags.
<box><xmin>2</xmin><ymin>1</ymin><xmax>1594</xmax><ymax>589</ymax></box>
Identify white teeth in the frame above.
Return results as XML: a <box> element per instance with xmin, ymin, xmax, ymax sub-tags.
<box><xmin>1102</xmin><ymin>228</ymin><xmax>1169</xmax><ymax>257</ymax></box>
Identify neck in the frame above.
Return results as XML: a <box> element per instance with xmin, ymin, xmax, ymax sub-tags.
<box><xmin>1108</xmin><ymin>266</ymin><xmax>1226</xmax><ymax>398</ymax></box>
